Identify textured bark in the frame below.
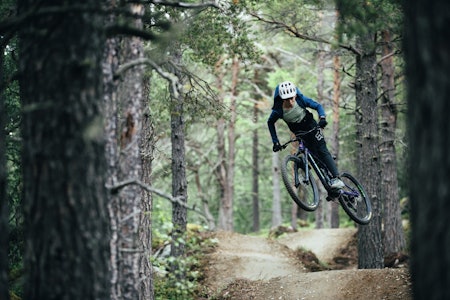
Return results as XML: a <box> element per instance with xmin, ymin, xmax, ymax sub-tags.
<box><xmin>315</xmin><ymin>48</ymin><xmax>325</xmax><ymax>229</ymax></box>
<box><xmin>214</xmin><ymin>57</ymin><xmax>228</xmax><ymax>230</ymax></box>
<box><xmin>216</xmin><ymin>111</ymin><xmax>228</xmax><ymax>230</ymax></box>
<box><xmin>108</xmin><ymin>4</ymin><xmax>145</xmax><ymax>299</ymax></box>
<box><xmin>355</xmin><ymin>33</ymin><xmax>383</xmax><ymax>269</ymax></box>
<box><xmin>379</xmin><ymin>30</ymin><xmax>405</xmax><ymax>255</ymax></box>
<box><xmin>103</xmin><ymin>6</ymin><xmax>120</xmax><ymax>299</ymax></box>
<box><xmin>216</xmin><ymin>56</ymin><xmax>238</xmax><ymax>231</ymax></box>
<box><xmin>252</xmin><ymin>68</ymin><xmax>261</xmax><ymax>232</ymax></box>
<box><xmin>18</xmin><ymin>1</ymin><xmax>110</xmax><ymax>298</ymax></box>
<box><xmin>139</xmin><ymin>76</ymin><xmax>154</xmax><ymax>300</ymax></box>
<box><xmin>403</xmin><ymin>1</ymin><xmax>450</xmax><ymax>298</ymax></box>
<box><xmin>272</xmin><ymin>151</ymin><xmax>282</xmax><ymax>227</ymax></box>
<box><xmin>329</xmin><ymin>54</ymin><xmax>341</xmax><ymax>228</ymax></box>
<box><xmin>291</xmin><ymin>203</ymin><xmax>298</xmax><ymax>230</ymax></box>
<box><xmin>194</xmin><ymin>171</ymin><xmax>216</xmax><ymax>230</ymax></box>
<box><xmin>225</xmin><ymin>56</ymin><xmax>239</xmax><ymax>231</ymax></box>
<box><xmin>170</xmin><ymin>47</ymin><xmax>188</xmax><ymax>259</ymax></box>
<box><xmin>252</xmin><ymin>101</ymin><xmax>260</xmax><ymax>232</ymax></box>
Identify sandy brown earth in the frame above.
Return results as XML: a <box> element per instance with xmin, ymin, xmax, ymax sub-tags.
<box><xmin>202</xmin><ymin>229</ymin><xmax>412</xmax><ymax>299</ymax></box>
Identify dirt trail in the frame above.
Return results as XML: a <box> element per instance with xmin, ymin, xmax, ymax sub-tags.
<box><xmin>203</xmin><ymin>229</ymin><xmax>412</xmax><ymax>299</ymax></box>
<box><xmin>277</xmin><ymin>228</ymin><xmax>357</xmax><ymax>264</ymax></box>
<box><xmin>204</xmin><ymin>232</ymin><xmax>307</xmax><ymax>291</ymax></box>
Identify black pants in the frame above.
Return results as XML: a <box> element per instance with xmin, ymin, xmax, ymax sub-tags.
<box><xmin>302</xmin><ymin>128</ymin><xmax>339</xmax><ymax>177</ymax></box>
<box><xmin>288</xmin><ymin>113</ymin><xmax>339</xmax><ymax>178</ymax></box>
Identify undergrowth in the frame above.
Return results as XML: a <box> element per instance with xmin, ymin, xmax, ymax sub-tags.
<box><xmin>153</xmin><ymin>224</ymin><xmax>218</xmax><ymax>300</ymax></box>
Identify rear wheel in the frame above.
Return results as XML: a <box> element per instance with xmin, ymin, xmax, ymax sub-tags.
<box><xmin>281</xmin><ymin>155</ymin><xmax>319</xmax><ymax>211</ymax></box>
<box><xmin>338</xmin><ymin>172</ymin><xmax>372</xmax><ymax>225</ymax></box>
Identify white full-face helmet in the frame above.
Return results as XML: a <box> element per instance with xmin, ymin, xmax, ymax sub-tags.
<box><xmin>278</xmin><ymin>81</ymin><xmax>297</xmax><ymax>99</ymax></box>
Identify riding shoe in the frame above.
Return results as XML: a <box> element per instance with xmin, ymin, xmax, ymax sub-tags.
<box><xmin>330</xmin><ymin>178</ymin><xmax>345</xmax><ymax>189</ymax></box>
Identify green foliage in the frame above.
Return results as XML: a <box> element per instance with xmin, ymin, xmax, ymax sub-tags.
<box><xmin>336</xmin><ymin>0</ymin><xmax>403</xmax><ymax>40</ymax></box>
<box><xmin>153</xmin><ymin>225</ymin><xmax>218</xmax><ymax>300</ymax></box>
<box><xmin>183</xmin><ymin>2</ymin><xmax>261</xmax><ymax>65</ymax></box>
<box><xmin>266</xmin><ymin>68</ymin><xmax>296</xmax><ymax>90</ymax></box>
<box><xmin>250</xmin><ymin>0</ymin><xmax>326</xmax><ymax>37</ymax></box>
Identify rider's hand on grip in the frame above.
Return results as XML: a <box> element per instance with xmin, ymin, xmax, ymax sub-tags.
<box><xmin>318</xmin><ymin>118</ymin><xmax>328</xmax><ymax>129</ymax></box>
<box><xmin>272</xmin><ymin>142</ymin><xmax>282</xmax><ymax>152</ymax></box>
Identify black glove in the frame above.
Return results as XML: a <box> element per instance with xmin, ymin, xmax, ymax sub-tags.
<box><xmin>318</xmin><ymin>118</ymin><xmax>328</xmax><ymax>129</ymax></box>
<box><xmin>272</xmin><ymin>142</ymin><xmax>282</xmax><ymax>152</ymax></box>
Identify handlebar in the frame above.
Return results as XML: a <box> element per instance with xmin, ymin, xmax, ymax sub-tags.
<box><xmin>278</xmin><ymin>126</ymin><xmax>321</xmax><ymax>150</ymax></box>
<box><xmin>280</xmin><ymin>138</ymin><xmax>297</xmax><ymax>149</ymax></box>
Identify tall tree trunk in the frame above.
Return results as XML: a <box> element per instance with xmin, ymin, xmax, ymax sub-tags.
<box><xmin>379</xmin><ymin>29</ymin><xmax>405</xmax><ymax>255</ymax></box>
<box><xmin>217</xmin><ymin>56</ymin><xmax>238</xmax><ymax>231</ymax></box>
<box><xmin>214</xmin><ymin>57</ymin><xmax>229</xmax><ymax>230</ymax></box>
<box><xmin>110</xmin><ymin>4</ymin><xmax>145</xmax><ymax>299</ymax></box>
<box><xmin>291</xmin><ymin>203</ymin><xmax>298</xmax><ymax>230</ymax></box>
<box><xmin>170</xmin><ymin>47</ymin><xmax>188</xmax><ymax>260</ymax></box>
<box><xmin>315</xmin><ymin>48</ymin><xmax>325</xmax><ymax>229</ymax></box>
<box><xmin>252</xmin><ymin>102</ymin><xmax>260</xmax><ymax>232</ymax></box>
<box><xmin>19</xmin><ymin>1</ymin><xmax>111</xmax><ymax>298</ymax></box>
<box><xmin>0</xmin><ymin>44</ymin><xmax>9</xmax><ymax>300</ymax></box>
<box><xmin>226</xmin><ymin>56</ymin><xmax>239</xmax><ymax>231</ymax></box>
<box><xmin>103</xmin><ymin>4</ymin><xmax>120</xmax><ymax>299</ymax></box>
<box><xmin>272</xmin><ymin>151</ymin><xmax>282</xmax><ymax>227</ymax></box>
<box><xmin>330</xmin><ymin>54</ymin><xmax>341</xmax><ymax>228</ymax></box>
<box><xmin>194</xmin><ymin>170</ymin><xmax>216</xmax><ymax>230</ymax></box>
<box><xmin>139</xmin><ymin>76</ymin><xmax>154</xmax><ymax>300</ymax></box>
<box><xmin>216</xmin><ymin>113</ymin><xmax>228</xmax><ymax>230</ymax></box>
<box><xmin>355</xmin><ymin>32</ymin><xmax>383</xmax><ymax>269</ymax></box>
<box><xmin>404</xmin><ymin>0</ymin><xmax>450</xmax><ymax>298</ymax></box>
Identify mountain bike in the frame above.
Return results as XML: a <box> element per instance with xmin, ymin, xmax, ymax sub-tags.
<box><xmin>278</xmin><ymin>127</ymin><xmax>372</xmax><ymax>225</ymax></box>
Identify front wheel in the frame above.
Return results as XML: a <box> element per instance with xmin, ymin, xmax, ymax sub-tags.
<box><xmin>281</xmin><ymin>155</ymin><xmax>320</xmax><ymax>211</ymax></box>
<box><xmin>338</xmin><ymin>172</ymin><xmax>372</xmax><ymax>225</ymax></box>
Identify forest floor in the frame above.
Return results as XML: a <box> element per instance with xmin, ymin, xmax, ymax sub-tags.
<box><xmin>200</xmin><ymin>228</ymin><xmax>412</xmax><ymax>299</ymax></box>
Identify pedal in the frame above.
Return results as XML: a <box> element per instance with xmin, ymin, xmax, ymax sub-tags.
<box><xmin>326</xmin><ymin>196</ymin><xmax>335</xmax><ymax>202</ymax></box>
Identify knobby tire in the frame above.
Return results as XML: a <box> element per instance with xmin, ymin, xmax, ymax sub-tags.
<box><xmin>338</xmin><ymin>172</ymin><xmax>372</xmax><ymax>225</ymax></box>
<box><xmin>281</xmin><ymin>155</ymin><xmax>320</xmax><ymax>211</ymax></box>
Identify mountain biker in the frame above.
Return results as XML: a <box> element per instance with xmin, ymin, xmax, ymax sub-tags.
<box><xmin>268</xmin><ymin>81</ymin><xmax>345</xmax><ymax>189</ymax></box>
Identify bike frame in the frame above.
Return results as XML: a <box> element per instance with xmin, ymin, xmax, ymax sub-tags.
<box><xmin>290</xmin><ymin>135</ymin><xmax>360</xmax><ymax>199</ymax></box>
<box><xmin>294</xmin><ymin>139</ymin><xmax>331</xmax><ymax>190</ymax></box>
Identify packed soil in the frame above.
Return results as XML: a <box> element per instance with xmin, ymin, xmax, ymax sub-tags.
<box><xmin>201</xmin><ymin>228</ymin><xmax>412</xmax><ymax>299</ymax></box>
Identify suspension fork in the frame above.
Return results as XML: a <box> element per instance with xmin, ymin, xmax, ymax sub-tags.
<box><xmin>294</xmin><ymin>141</ymin><xmax>310</xmax><ymax>187</ymax></box>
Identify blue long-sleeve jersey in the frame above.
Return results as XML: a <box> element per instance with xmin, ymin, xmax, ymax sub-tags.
<box><xmin>268</xmin><ymin>86</ymin><xmax>326</xmax><ymax>144</ymax></box>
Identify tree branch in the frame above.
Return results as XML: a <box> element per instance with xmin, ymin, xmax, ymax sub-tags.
<box><xmin>148</xmin><ymin>0</ymin><xmax>221</xmax><ymax>9</ymax></box>
<box><xmin>139</xmin><ymin>0</ymin><xmax>221</xmax><ymax>10</ymax></box>
<box><xmin>107</xmin><ymin>179</ymin><xmax>213</xmax><ymax>223</ymax></box>
<box><xmin>249</xmin><ymin>12</ymin><xmax>362</xmax><ymax>56</ymax></box>
<box><xmin>105</xmin><ymin>24</ymin><xmax>157</xmax><ymax>40</ymax></box>
<box><xmin>377</xmin><ymin>50</ymin><xmax>400</xmax><ymax>65</ymax></box>
<box><xmin>114</xmin><ymin>57</ymin><xmax>180</xmax><ymax>99</ymax></box>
